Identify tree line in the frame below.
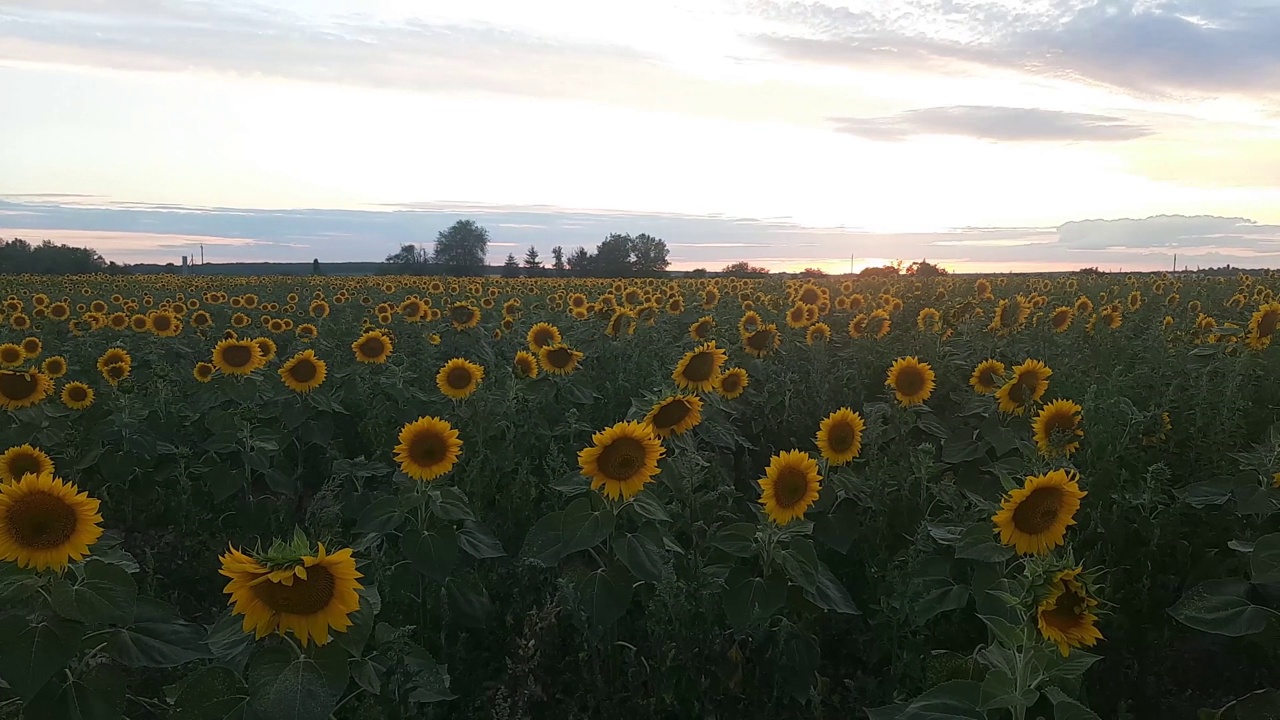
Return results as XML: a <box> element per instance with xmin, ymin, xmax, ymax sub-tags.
<box><xmin>0</xmin><ymin>238</ymin><xmax>128</xmax><ymax>275</ymax></box>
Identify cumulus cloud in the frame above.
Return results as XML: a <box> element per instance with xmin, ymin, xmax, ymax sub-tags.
<box><xmin>830</xmin><ymin>106</ymin><xmax>1154</xmax><ymax>141</ymax></box>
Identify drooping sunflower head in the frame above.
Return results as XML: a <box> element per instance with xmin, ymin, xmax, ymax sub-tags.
<box><xmin>0</xmin><ymin>368</ymin><xmax>53</xmax><ymax>410</ymax></box>
<box><xmin>866</xmin><ymin>310</ymin><xmax>892</xmax><ymax>339</ymax></box>
<box><xmin>815</xmin><ymin>408</ymin><xmax>865</xmax><ymax>465</ymax></box>
<box><xmin>806</xmin><ymin>322</ymin><xmax>832</xmax><ymax>345</ymax></box>
<box><xmin>742</xmin><ymin>324</ymin><xmax>780</xmax><ymax>358</ymax></box>
<box><xmin>577</xmin><ymin>420</ymin><xmax>665</xmax><ymax>501</ymax></box>
<box><xmin>449</xmin><ymin>302</ymin><xmax>481</xmax><ymax>330</ymax></box>
<box><xmin>514</xmin><ymin>350</ymin><xmax>539</xmax><ymax>378</ymax></box>
<box><xmin>1247</xmin><ymin>302</ymin><xmax>1280</xmax><ymax>349</ymax></box>
<box><xmin>539</xmin><ymin>343</ymin><xmax>583</xmax><ymax>375</ymax></box>
<box><xmin>714</xmin><ymin>367</ymin><xmax>748</xmax><ymax>399</ymax></box>
<box><xmin>212</xmin><ymin>338</ymin><xmax>264</xmax><ymax>376</ymax></box>
<box><xmin>436</xmin><ymin>358</ymin><xmax>484</xmax><ymax>400</ymax></box>
<box><xmin>394</xmin><ymin>415</ymin><xmax>462</xmax><ymax>481</ymax></box>
<box><xmin>916</xmin><ymin>308</ymin><xmax>942</xmax><ymax>333</ymax></box>
<box><xmin>786</xmin><ymin>303</ymin><xmax>812</xmax><ymax>329</ymax></box>
<box><xmin>1037</xmin><ymin>567</ymin><xmax>1103</xmax><ymax>656</ymax></box>
<box><xmin>252</xmin><ymin>337</ymin><xmax>278</xmax><ymax>363</ymax></box>
<box><xmin>992</xmin><ymin>469</ymin><xmax>1086</xmax><ymax>555</ymax></box>
<box><xmin>101</xmin><ymin>362</ymin><xmax>130</xmax><ymax>386</ymax></box>
<box><xmin>758</xmin><ymin>449</ymin><xmax>822</xmax><ymax>525</ymax></box>
<box><xmin>0</xmin><ymin>444</ymin><xmax>54</xmax><ymax>483</ymax></box>
<box><xmin>352</xmin><ymin>329</ymin><xmax>393</xmax><ymax>364</ymax></box>
<box><xmin>605</xmin><ymin>308</ymin><xmax>636</xmax><ymax>337</ymax></box>
<box><xmin>969</xmin><ymin>359</ymin><xmax>1005</xmax><ymax>395</ymax></box>
<box><xmin>526</xmin><ymin>322</ymin><xmax>562</xmax><ymax>351</ymax></box>
<box><xmin>738</xmin><ymin>310</ymin><xmax>763</xmax><ymax>336</ymax></box>
<box><xmin>1049</xmin><ymin>307</ymin><xmax>1074</xmax><ymax>332</ymax></box>
<box><xmin>61</xmin><ymin>382</ymin><xmax>95</xmax><ymax>410</ymax></box>
<box><xmin>279</xmin><ymin>350</ymin><xmax>327</xmax><ymax>394</ymax></box>
<box><xmin>689</xmin><ymin>316</ymin><xmax>715</xmax><ymax>341</ymax></box>
<box><xmin>885</xmin><ymin>356</ymin><xmax>935</xmax><ymax>407</ymax></box>
<box><xmin>219</xmin><ymin>540</ymin><xmax>363</xmax><ymax>647</ymax></box>
<box><xmin>0</xmin><ymin>471</ymin><xmax>103</xmax><ymax>572</ymax></box>
<box><xmin>97</xmin><ymin>347</ymin><xmax>131</xmax><ymax>372</ymax></box>
<box><xmin>644</xmin><ymin>394</ymin><xmax>704</xmax><ymax>437</ymax></box>
<box><xmin>0</xmin><ymin>344</ymin><xmax>24</xmax><ymax>368</ymax></box>
<box><xmin>995</xmin><ymin>358</ymin><xmax>1052</xmax><ymax>415</ymax></box>
<box><xmin>1033</xmin><ymin>399</ymin><xmax>1084</xmax><ymax>457</ymax></box>
<box><xmin>672</xmin><ymin>341</ymin><xmax>728</xmax><ymax>392</ymax></box>
<box><xmin>20</xmin><ymin>336</ymin><xmax>41</xmax><ymax>358</ymax></box>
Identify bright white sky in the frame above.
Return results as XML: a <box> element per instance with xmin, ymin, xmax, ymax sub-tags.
<box><xmin>1</xmin><ymin>0</ymin><xmax>1279</xmax><ymax>270</ymax></box>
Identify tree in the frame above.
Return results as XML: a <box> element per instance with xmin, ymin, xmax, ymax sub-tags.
<box><xmin>0</xmin><ymin>238</ymin><xmax>109</xmax><ymax>274</ymax></box>
<box><xmin>523</xmin><ymin>245</ymin><xmax>542</xmax><ymax>271</ymax></box>
<box><xmin>566</xmin><ymin>246</ymin><xmax>592</xmax><ymax>275</ymax></box>
<box><xmin>859</xmin><ymin>264</ymin><xmax>900</xmax><ymax>277</ymax></box>
<box><xmin>593</xmin><ymin>233</ymin><xmax>634</xmax><ymax>277</ymax></box>
<box><xmin>433</xmin><ymin>220</ymin><xmax>490</xmax><ymax>276</ymax></box>
<box><xmin>801</xmin><ymin>267</ymin><xmax>828</xmax><ymax>277</ymax></box>
<box><xmin>551</xmin><ymin>246</ymin><xmax>565</xmax><ymax>274</ymax></box>
<box><xmin>501</xmin><ymin>253</ymin><xmax>521</xmax><ymax>278</ymax></box>
<box><xmin>631</xmin><ymin>233</ymin><xmax>670</xmax><ymax>275</ymax></box>
<box><xmin>311</xmin><ymin>258</ymin><xmax>323</xmax><ymax>276</ymax></box>
<box><xmin>905</xmin><ymin>259</ymin><xmax>948</xmax><ymax>276</ymax></box>
<box><xmin>722</xmin><ymin>260</ymin><xmax>769</xmax><ymax>275</ymax></box>
<box><xmin>384</xmin><ymin>243</ymin><xmax>430</xmax><ymax>265</ymax></box>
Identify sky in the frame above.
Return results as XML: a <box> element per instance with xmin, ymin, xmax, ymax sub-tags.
<box><xmin>1</xmin><ymin>0</ymin><xmax>1279</xmax><ymax>273</ymax></box>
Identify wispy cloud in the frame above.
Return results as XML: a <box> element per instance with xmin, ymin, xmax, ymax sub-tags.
<box><xmin>830</xmin><ymin>105</ymin><xmax>1154</xmax><ymax>142</ymax></box>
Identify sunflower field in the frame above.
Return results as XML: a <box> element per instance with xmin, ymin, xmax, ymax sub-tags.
<box><xmin>3</xmin><ymin>271</ymin><xmax>1280</xmax><ymax>719</ymax></box>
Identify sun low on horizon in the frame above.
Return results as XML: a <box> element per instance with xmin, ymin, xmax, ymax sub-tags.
<box><xmin>2</xmin><ymin>0</ymin><xmax>1279</xmax><ymax>272</ymax></box>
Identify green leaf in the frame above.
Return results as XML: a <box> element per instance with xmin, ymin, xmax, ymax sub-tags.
<box><xmin>405</xmin><ymin>646</ymin><xmax>456</xmax><ymax>703</ymax></box>
<box><xmin>205</xmin><ymin>613</ymin><xmax>256</xmax><ymax>674</ymax></box>
<box><xmin>445</xmin><ymin>576</ymin><xmax>493</xmax><ymax>628</ymax></box>
<box><xmin>247</xmin><ymin>644</ymin><xmax>349</xmax><ymax>720</ymax></box>
<box><xmin>777</xmin><ymin>621</ymin><xmax>820</xmax><ymax>700</ymax></box>
<box><xmin>615</xmin><ymin>532</ymin><xmax>666</xmax><ymax>583</ymax></box>
<box><xmin>332</xmin><ymin>587</ymin><xmax>381</xmax><ymax>657</ymax></box>
<box><xmin>0</xmin><ymin>615</ymin><xmax>82</xmax><ymax>700</ymax></box>
<box><xmin>457</xmin><ymin>521</ymin><xmax>505</xmax><ymax>559</ymax></box>
<box><xmin>1169</xmin><ymin>578</ymin><xmax>1273</xmax><ymax>637</ymax></box>
<box><xmin>1251</xmin><ymin>533</ymin><xmax>1280</xmax><ymax>584</ymax></box>
<box><xmin>628</xmin><ymin>492</ymin><xmax>671</xmax><ymax>522</ymax></box>
<box><xmin>1043</xmin><ymin>686</ymin><xmax>1102</xmax><ymax>720</ymax></box>
<box><xmin>428</xmin><ymin>486</ymin><xmax>476</xmax><ymax>522</ymax></box>
<box><xmin>558</xmin><ymin>380</ymin><xmax>596</xmax><ymax>405</ymax></box>
<box><xmin>1044</xmin><ymin>649</ymin><xmax>1102</xmax><ymax>683</ymax></box>
<box><xmin>50</xmin><ymin>558</ymin><xmax>137</xmax><ymax>626</ymax></box>
<box><xmin>172</xmin><ymin>665</ymin><xmax>249</xmax><ymax>720</ymax></box>
<box><xmin>978</xmin><ymin>667</ymin><xmax>1037</xmax><ymax>710</ymax></box>
<box><xmin>866</xmin><ymin>703</ymin><xmax>908</xmax><ymax>720</ymax></box>
<box><xmin>550</xmin><ymin>471</ymin><xmax>590</xmax><ymax>495</ymax></box>
<box><xmin>778</xmin><ymin>538</ymin><xmax>819</xmax><ymax>592</ymax></box>
<box><xmin>354</xmin><ymin>496</ymin><xmax>404</xmax><ymax>535</ymax></box>
<box><xmin>709</xmin><ymin>522</ymin><xmax>758</xmax><ymax>557</ymax></box>
<box><xmin>0</xmin><ymin>563</ymin><xmax>41</xmax><ymax>604</ymax></box>
<box><xmin>350</xmin><ymin>657</ymin><xmax>382</xmax><ymax>695</ymax></box>
<box><xmin>813</xmin><ymin>502</ymin><xmax>860</xmax><ymax>553</ymax></box>
<box><xmin>913</xmin><ymin>584</ymin><xmax>971</xmax><ymax>626</ymax></box>
<box><xmin>103</xmin><ymin>620</ymin><xmax>213</xmax><ymax>667</ymax></box>
<box><xmin>900</xmin><ymin>679</ymin><xmax>984</xmax><ymax>719</ymax></box>
<box><xmin>722</xmin><ymin>566</ymin><xmax>787</xmax><ymax>629</ymax></box>
<box><xmin>978</xmin><ymin>614</ymin><xmax>1027</xmax><ymax>649</ymax></box>
<box><xmin>955</xmin><ymin>524</ymin><xmax>1013</xmax><ymax>562</ymax></box>
<box><xmin>402</xmin><ymin>524</ymin><xmax>459</xmax><ymax>582</ymax></box>
<box><xmin>1183</xmin><ymin>476</ymin><xmax>1252</xmax><ymax>508</ymax></box>
<box><xmin>520</xmin><ymin>496</ymin><xmax>614</xmax><ymax>567</ymax></box>
<box><xmin>23</xmin><ymin>663</ymin><xmax>126</xmax><ymax>720</ymax></box>
<box><xmin>578</xmin><ymin>566</ymin><xmax>634</xmax><ymax>632</ymax></box>
<box><xmin>803</xmin><ymin>561</ymin><xmax>860</xmax><ymax>614</ymax></box>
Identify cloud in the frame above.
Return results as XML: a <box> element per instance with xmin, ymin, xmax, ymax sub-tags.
<box><xmin>1056</xmin><ymin>214</ymin><xmax>1280</xmax><ymax>251</ymax></box>
<box><xmin>829</xmin><ymin>105</ymin><xmax>1154</xmax><ymax>141</ymax></box>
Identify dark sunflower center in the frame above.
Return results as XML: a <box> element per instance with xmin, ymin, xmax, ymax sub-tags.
<box><xmin>894</xmin><ymin>368</ymin><xmax>925</xmax><ymax>397</ymax></box>
<box><xmin>451</xmin><ymin>307</ymin><xmax>475</xmax><ymax>324</ymax></box>
<box><xmin>289</xmin><ymin>360</ymin><xmax>318</xmax><ymax>383</ymax></box>
<box><xmin>52</xmin><ymin>306</ymin><xmax>67</xmax><ymax>318</ymax></box>
<box><xmin>790</xmin><ymin>307</ymin><xmax>805</xmax><ymax>322</ymax></box>
<box><xmin>597</xmin><ymin>437</ymin><xmax>646</xmax><ymax>481</ymax></box>
<box><xmin>253</xmin><ymin>565</ymin><xmax>336</xmax><ymax>615</ymax></box>
<box><xmin>747</xmin><ymin>330</ymin><xmax>774</xmax><ymax>351</ymax></box>
<box><xmin>979</xmin><ymin>369</ymin><xmax>998</xmax><ymax>387</ymax></box>
<box><xmin>222</xmin><ymin>345</ymin><xmax>254</xmax><ymax>368</ymax></box>
<box><xmin>107</xmin><ymin>365</ymin><xmax>126</xmax><ymax>380</ymax></box>
<box><xmin>1011</xmin><ymin>486</ymin><xmax>1063</xmax><ymax>535</ymax></box>
<box><xmin>721</xmin><ymin>375</ymin><xmax>742</xmax><ymax>393</ymax></box>
<box><xmin>516</xmin><ymin>357</ymin><xmax>534</xmax><ymax>375</ymax></box>
<box><xmin>827</xmin><ymin>421</ymin><xmax>856</xmax><ymax>452</ymax></box>
<box><xmin>67</xmin><ymin>386</ymin><xmax>88</xmax><ymax>402</ymax></box>
<box><xmin>800</xmin><ymin>289</ymin><xmax>820</xmax><ymax>305</ymax></box>
<box><xmin>0</xmin><ymin>371</ymin><xmax>38</xmax><ymax>401</ymax></box>
<box><xmin>132</xmin><ymin>317</ymin><xmax>148</xmax><ymax>329</ymax></box>
<box><xmin>1259</xmin><ymin>311</ymin><xmax>1280</xmax><ymax>338</ymax></box>
<box><xmin>446</xmin><ymin>367</ymin><xmax>474</xmax><ymax>390</ymax></box>
<box><xmin>1044</xmin><ymin>410</ymin><xmax>1075</xmax><ymax>435</ymax></box>
<box><xmin>652</xmin><ymin>399</ymin><xmax>691</xmax><ymax>429</ymax></box>
<box><xmin>6</xmin><ymin>491</ymin><xmax>77</xmax><ymax>549</ymax></box>
<box><xmin>408</xmin><ymin>430</ymin><xmax>447</xmax><ymax>466</ymax></box>
<box><xmin>153</xmin><ymin>316</ymin><xmax>172</xmax><ymax>331</ymax></box>
<box><xmin>1043</xmin><ymin>588</ymin><xmax>1086</xmax><ymax>630</ymax></box>
<box><xmin>7</xmin><ymin>453</ymin><xmax>43</xmax><ymax>478</ymax></box>
<box><xmin>0</xmin><ymin>347</ymin><xmax>20</xmax><ymax>364</ymax></box>
<box><xmin>21</xmin><ymin>341</ymin><xmax>39</xmax><ymax>355</ymax></box>
<box><xmin>47</xmin><ymin>360</ymin><xmax>64</xmax><ymax>374</ymax></box>
<box><xmin>694</xmin><ymin>323</ymin><xmax>710</xmax><ymax>338</ymax></box>
<box><xmin>197</xmin><ymin>365</ymin><xmax>213</xmax><ymax>378</ymax></box>
<box><xmin>773</xmin><ymin>467</ymin><xmax>810</xmax><ymax>508</ymax></box>
<box><xmin>681</xmin><ymin>352</ymin><xmax>717</xmax><ymax>383</ymax></box>
<box><xmin>546</xmin><ymin>348</ymin><xmax>574</xmax><ymax>369</ymax></box>
<box><xmin>358</xmin><ymin>338</ymin><xmax>386</xmax><ymax>358</ymax></box>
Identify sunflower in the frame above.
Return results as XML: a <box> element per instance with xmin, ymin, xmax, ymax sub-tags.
<box><xmin>352</xmin><ymin>330</ymin><xmax>393</xmax><ymax>364</ymax></box>
<box><xmin>865</xmin><ymin>310</ymin><xmax>892</xmax><ymax>339</ymax></box>
<box><xmin>436</xmin><ymin>358</ymin><xmax>484</xmax><ymax>400</ymax></box>
<box><xmin>644</xmin><ymin>394</ymin><xmax>704</xmax><ymax>437</ymax></box>
<box><xmin>995</xmin><ymin>359</ymin><xmax>1052</xmax><ymax>415</ymax></box>
<box><xmin>738</xmin><ymin>311</ymin><xmax>763</xmax><ymax>335</ymax></box>
<box><xmin>1246</xmin><ymin>302</ymin><xmax>1280</xmax><ymax>350</ymax></box>
<box><xmin>758</xmin><ymin>450</ymin><xmax>822</xmax><ymax>525</ymax></box>
<box><xmin>448</xmin><ymin>302</ymin><xmax>481</xmax><ymax>330</ymax></box>
<box><xmin>539</xmin><ymin>343</ymin><xmax>583</xmax><ymax>375</ymax></box>
<box><xmin>219</xmin><ymin>542</ymin><xmax>362</xmax><ymax>647</ymax></box>
<box><xmin>806</xmin><ymin>322</ymin><xmax>832</xmax><ymax>345</ymax></box>
<box><xmin>101</xmin><ymin>363</ymin><xmax>130</xmax><ymax>386</ymax></box>
<box><xmin>20</xmin><ymin>336</ymin><xmax>41</xmax><ymax>358</ymax></box>
<box><xmin>0</xmin><ymin>343</ymin><xmax>24</xmax><ymax>368</ymax></box>
<box><xmin>916</xmin><ymin>308</ymin><xmax>942</xmax><ymax>333</ymax></box>
<box><xmin>514</xmin><ymin>350</ymin><xmax>539</xmax><ymax>378</ymax></box>
<box><xmin>0</xmin><ymin>444</ymin><xmax>54</xmax><ymax>483</ymax></box>
<box><xmin>296</xmin><ymin>323</ymin><xmax>318</xmax><ymax>340</ymax></box>
<box><xmin>992</xmin><ymin>469</ymin><xmax>1085</xmax><ymax>555</ymax></box>
<box><xmin>969</xmin><ymin>359</ymin><xmax>1005</xmax><ymax>395</ymax></box>
<box><xmin>885</xmin><ymin>356</ymin><xmax>935</xmax><ymax>407</ymax></box>
<box><xmin>0</xmin><ymin>368</ymin><xmax>53</xmax><ymax>410</ymax></box>
<box><xmin>1049</xmin><ymin>307</ymin><xmax>1074</xmax><ymax>332</ymax></box>
<box><xmin>714</xmin><ymin>367</ymin><xmax>748</xmax><ymax>399</ymax></box>
<box><xmin>38</xmin><ymin>356</ymin><xmax>67</xmax><ymax>379</ymax></box>
<box><xmin>193</xmin><ymin>362</ymin><xmax>216</xmax><ymax>383</ymax></box>
<box><xmin>672</xmin><ymin>341</ymin><xmax>728</xmax><ymax>392</ymax></box>
<box><xmin>149</xmin><ymin>310</ymin><xmax>182</xmax><ymax>337</ymax></box>
<box><xmin>786</xmin><ymin>303</ymin><xmax>812</xmax><ymax>329</ymax></box>
<box><xmin>212</xmin><ymin>338</ymin><xmax>263</xmax><ymax>376</ymax></box>
<box><xmin>526</xmin><ymin>322</ymin><xmax>562</xmax><ymax>351</ymax></box>
<box><xmin>1032</xmin><ymin>399</ymin><xmax>1084</xmax><ymax>457</ymax></box>
<box><xmin>61</xmin><ymin>382</ymin><xmax>95</xmax><ymax>410</ymax></box>
<box><xmin>689</xmin><ymin>316</ymin><xmax>715</xmax><ymax>341</ymax></box>
<box><xmin>394</xmin><ymin>415</ymin><xmax>462</xmax><ymax>481</ymax></box>
<box><xmin>279</xmin><ymin>350</ymin><xmax>327</xmax><ymax>394</ymax></box>
<box><xmin>0</xmin><ymin>472</ymin><xmax>103</xmax><ymax>571</ymax></box>
<box><xmin>251</xmin><ymin>337</ymin><xmax>278</xmax><ymax>364</ymax></box>
<box><xmin>1037</xmin><ymin>567</ymin><xmax>1103</xmax><ymax>656</ymax></box>
<box><xmin>742</xmin><ymin>324</ymin><xmax>780</xmax><ymax>358</ymax></box>
<box><xmin>815</xmin><ymin>408</ymin><xmax>864</xmax><ymax>465</ymax></box>
<box><xmin>577</xmin><ymin>420</ymin><xmax>665</xmax><ymax>500</ymax></box>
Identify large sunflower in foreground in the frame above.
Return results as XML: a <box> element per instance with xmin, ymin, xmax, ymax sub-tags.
<box><xmin>436</xmin><ymin>358</ymin><xmax>484</xmax><ymax>400</ymax></box>
<box><xmin>0</xmin><ymin>444</ymin><xmax>54</xmax><ymax>483</ymax></box>
<box><xmin>539</xmin><ymin>343</ymin><xmax>583</xmax><ymax>375</ymax></box>
<box><xmin>645</xmin><ymin>394</ymin><xmax>704</xmax><ymax>437</ymax></box>
<box><xmin>212</xmin><ymin>338</ymin><xmax>263</xmax><ymax>376</ymax></box>
<box><xmin>394</xmin><ymin>415</ymin><xmax>462</xmax><ymax>481</ymax></box>
<box><xmin>352</xmin><ymin>329</ymin><xmax>393</xmax><ymax>364</ymax></box>
<box><xmin>672</xmin><ymin>341</ymin><xmax>728</xmax><ymax>392</ymax></box>
<box><xmin>714</xmin><ymin>367</ymin><xmax>749</xmax><ymax>399</ymax></box>
<box><xmin>759</xmin><ymin>450</ymin><xmax>822</xmax><ymax>525</ymax></box>
<box><xmin>219</xmin><ymin>541</ymin><xmax>363</xmax><ymax>647</ymax></box>
<box><xmin>526</xmin><ymin>322</ymin><xmax>562</xmax><ymax>352</ymax></box>
<box><xmin>995</xmin><ymin>359</ymin><xmax>1052</xmax><ymax>415</ymax></box>
<box><xmin>1037</xmin><ymin>567</ymin><xmax>1103</xmax><ymax>656</ymax></box>
<box><xmin>0</xmin><ymin>472</ymin><xmax>103</xmax><ymax>571</ymax></box>
<box><xmin>969</xmin><ymin>359</ymin><xmax>1005</xmax><ymax>395</ymax></box>
<box><xmin>1246</xmin><ymin>302</ymin><xmax>1280</xmax><ymax>350</ymax></box>
<box><xmin>1049</xmin><ymin>307</ymin><xmax>1074</xmax><ymax>333</ymax></box>
<box><xmin>279</xmin><ymin>350</ymin><xmax>327</xmax><ymax>394</ymax></box>
<box><xmin>992</xmin><ymin>469</ymin><xmax>1086</xmax><ymax>555</ymax></box>
<box><xmin>0</xmin><ymin>368</ymin><xmax>53</xmax><ymax>410</ymax></box>
<box><xmin>815</xmin><ymin>408</ymin><xmax>865</xmax><ymax>465</ymax></box>
<box><xmin>885</xmin><ymin>356</ymin><xmax>935</xmax><ymax>407</ymax></box>
<box><xmin>61</xmin><ymin>382</ymin><xmax>95</xmax><ymax>410</ymax></box>
<box><xmin>1033</xmin><ymin>399</ymin><xmax>1084</xmax><ymax>457</ymax></box>
<box><xmin>577</xmin><ymin>420</ymin><xmax>665</xmax><ymax>500</ymax></box>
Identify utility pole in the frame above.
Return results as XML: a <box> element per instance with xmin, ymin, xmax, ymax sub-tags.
<box><xmin>1173</xmin><ymin>253</ymin><xmax>1176</xmax><ymax>272</ymax></box>
<box><xmin>850</xmin><ymin>253</ymin><xmax>855</xmax><ymax>274</ymax></box>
